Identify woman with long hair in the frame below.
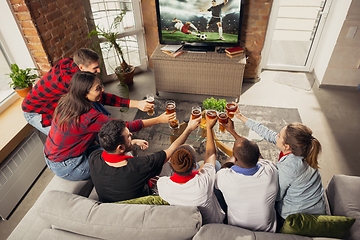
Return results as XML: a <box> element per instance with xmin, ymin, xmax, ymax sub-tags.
<box><xmin>231</xmin><ymin>107</ymin><xmax>325</xmax><ymax>228</ymax></box>
<box><xmin>44</xmin><ymin>71</ymin><xmax>173</xmax><ymax>181</ymax></box>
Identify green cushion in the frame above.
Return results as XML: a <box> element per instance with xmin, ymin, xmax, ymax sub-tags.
<box><xmin>280</xmin><ymin>213</ymin><xmax>356</xmax><ymax>238</ymax></box>
<box><xmin>114</xmin><ymin>195</ymin><xmax>169</xmax><ymax>205</ymax></box>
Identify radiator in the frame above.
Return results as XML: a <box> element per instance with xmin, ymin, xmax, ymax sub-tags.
<box><xmin>0</xmin><ymin>130</ymin><xmax>46</xmax><ymax>220</ymax></box>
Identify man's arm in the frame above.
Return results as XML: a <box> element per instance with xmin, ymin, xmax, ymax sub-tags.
<box><xmin>222</xmin><ymin>118</ymin><xmax>242</xmax><ymax>141</ymax></box>
<box><xmin>224</xmin><ymin>0</ymin><xmax>228</xmax><ymax>5</ymax></box>
<box><xmin>163</xmin><ymin>116</ymin><xmax>201</xmax><ymax>161</ymax></box>
<box><xmin>204</xmin><ymin>117</ymin><xmax>217</xmax><ymax>167</ymax></box>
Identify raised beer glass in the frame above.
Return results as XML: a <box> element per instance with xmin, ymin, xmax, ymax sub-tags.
<box><xmin>146</xmin><ymin>94</ymin><xmax>155</xmax><ymax>116</ymax></box>
<box><xmin>217</xmin><ymin>111</ymin><xmax>228</xmax><ymax>133</ymax></box>
<box><xmin>166</xmin><ymin>100</ymin><xmax>178</xmax><ymax>129</ymax></box>
<box><xmin>226</xmin><ymin>102</ymin><xmax>238</xmax><ymax>119</ymax></box>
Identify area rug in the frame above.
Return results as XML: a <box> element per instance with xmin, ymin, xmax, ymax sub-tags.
<box><xmin>273</xmin><ymin>71</ymin><xmax>315</xmax><ymax>91</ymax></box>
<box><xmin>132</xmin><ymin>98</ymin><xmax>302</xmax><ymax>165</ymax></box>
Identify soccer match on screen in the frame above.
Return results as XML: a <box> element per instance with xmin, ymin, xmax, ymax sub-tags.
<box><xmin>157</xmin><ymin>0</ymin><xmax>241</xmax><ymax>43</ymax></box>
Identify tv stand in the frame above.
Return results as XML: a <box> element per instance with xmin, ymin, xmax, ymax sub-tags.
<box><xmin>151</xmin><ymin>44</ymin><xmax>246</xmax><ymax>100</ymax></box>
<box><xmin>182</xmin><ymin>45</ymin><xmax>215</xmax><ymax>52</ymax></box>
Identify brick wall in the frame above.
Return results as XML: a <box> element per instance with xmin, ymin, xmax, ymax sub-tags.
<box><xmin>142</xmin><ymin>0</ymin><xmax>273</xmax><ymax>80</ymax></box>
<box><xmin>10</xmin><ymin>0</ymin><xmax>91</xmax><ymax>76</ymax></box>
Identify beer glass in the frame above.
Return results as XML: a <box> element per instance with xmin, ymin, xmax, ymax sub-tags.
<box><xmin>166</xmin><ymin>100</ymin><xmax>178</xmax><ymax>129</ymax></box>
<box><xmin>206</xmin><ymin>109</ymin><xmax>217</xmax><ymax>119</ymax></box>
<box><xmin>146</xmin><ymin>94</ymin><xmax>155</xmax><ymax>116</ymax></box>
<box><xmin>226</xmin><ymin>102</ymin><xmax>238</xmax><ymax>119</ymax></box>
<box><xmin>217</xmin><ymin>111</ymin><xmax>228</xmax><ymax>133</ymax></box>
<box><xmin>191</xmin><ymin>106</ymin><xmax>201</xmax><ymax>119</ymax></box>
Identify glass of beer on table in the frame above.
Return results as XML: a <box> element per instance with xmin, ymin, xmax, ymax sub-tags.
<box><xmin>217</xmin><ymin>111</ymin><xmax>228</xmax><ymax>133</ymax></box>
<box><xmin>191</xmin><ymin>106</ymin><xmax>201</xmax><ymax>119</ymax></box>
<box><xmin>146</xmin><ymin>93</ymin><xmax>155</xmax><ymax>116</ymax></box>
<box><xmin>166</xmin><ymin>100</ymin><xmax>179</xmax><ymax>129</ymax></box>
<box><xmin>226</xmin><ymin>102</ymin><xmax>238</xmax><ymax>119</ymax></box>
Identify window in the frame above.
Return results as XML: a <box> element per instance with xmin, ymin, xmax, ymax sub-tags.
<box><xmin>88</xmin><ymin>0</ymin><xmax>147</xmax><ymax>76</ymax></box>
<box><xmin>0</xmin><ymin>40</ymin><xmax>13</xmax><ymax>104</ymax></box>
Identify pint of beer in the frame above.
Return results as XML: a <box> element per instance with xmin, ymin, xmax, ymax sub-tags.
<box><xmin>146</xmin><ymin>94</ymin><xmax>155</xmax><ymax>116</ymax></box>
<box><xmin>206</xmin><ymin>109</ymin><xmax>217</xmax><ymax>119</ymax></box>
<box><xmin>166</xmin><ymin>100</ymin><xmax>178</xmax><ymax>129</ymax></box>
<box><xmin>217</xmin><ymin>111</ymin><xmax>228</xmax><ymax>133</ymax></box>
<box><xmin>226</xmin><ymin>103</ymin><xmax>238</xmax><ymax>119</ymax></box>
<box><xmin>191</xmin><ymin>106</ymin><xmax>201</xmax><ymax>119</ymax></box>
<box><xmin>165</xmin><ymin>100</ymin><xmax>176</xmax><ymax>114</ymax></box>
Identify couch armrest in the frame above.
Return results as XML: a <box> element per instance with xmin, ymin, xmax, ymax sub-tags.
<box><xmin>325</xmin><ymin>174</ymin><xmax>360</xmax><ymax>240</ymax></box>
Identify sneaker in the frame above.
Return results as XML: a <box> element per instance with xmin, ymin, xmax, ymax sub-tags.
<box><xmin>197</xmin><ymin>34</ymin><xmax>201</xmax><ymax>37</ymax></box>
<box><xmin>219</xmin><ymin>36</ymin><xmax>225</xmax><ymax>40</ymax></box>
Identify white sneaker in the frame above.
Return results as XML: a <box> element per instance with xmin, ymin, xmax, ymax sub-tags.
<box><xmin>219</xmin><ymin>37</ymin><xmax>225</xmax><ymax>40</ymax></box>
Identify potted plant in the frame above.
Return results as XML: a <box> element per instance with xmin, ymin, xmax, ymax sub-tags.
<box><xmin>88</xmin><ymin>9</ymin><xmax>135</xmax><ymax>86</ymax></box>
<box><xmin>8</xmin><ymin>63</ymin><xmax>39</xmax><ymax>98</ymax></box>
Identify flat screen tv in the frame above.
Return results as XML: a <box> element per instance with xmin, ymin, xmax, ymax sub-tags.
<box><xmin>155</xmin><ymin>0</ymin><xmax>244</xmax><ymax>52</ymax></box>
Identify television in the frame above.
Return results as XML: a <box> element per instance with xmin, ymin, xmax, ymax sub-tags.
<box><xmin>155</xmin><ymin>0</ymin><xmax>244</xmax><ymax>52</ymax></box>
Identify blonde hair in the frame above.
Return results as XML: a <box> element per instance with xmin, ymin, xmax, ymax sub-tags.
<box><xmin>284</xmin><ymin>123</ymin><xmax>322</xmax><ymax>169</ymax></box>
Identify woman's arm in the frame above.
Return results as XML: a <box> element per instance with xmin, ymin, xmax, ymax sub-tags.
<box><xmin>142</xmin><ymin>112</ymin><xmax>175</xmax><ymax>128</ymax></box>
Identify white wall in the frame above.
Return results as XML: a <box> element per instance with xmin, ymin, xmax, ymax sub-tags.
<box><xmin>0</xmin><ymin>1</ymin><xmax>35</xmax><ymax>69</ymax></box>
<box><xmin>312</xmin><ymin>0</ymin><xmax>352</xmax><ymax>84</ymax></box>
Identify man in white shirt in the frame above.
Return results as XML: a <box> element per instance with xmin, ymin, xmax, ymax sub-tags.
<box><xmin>215</xmin><ymin>118</ymin><xmax>279</xmax><ymax>232</ymax></box>
<box><xmin>157</xmin><ymin>117</ymin><xmax>225</xmax><ymax>224</ymax></box>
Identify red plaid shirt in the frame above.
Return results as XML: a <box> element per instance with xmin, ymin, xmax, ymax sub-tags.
<box><xmin>44</xmin><ymin>107</ymin><xmax>143</xmax><ymax>162</ymax></box>
<box><xmin>21</xmin><ymin>58</ymin><xmax>131</xmax><ymax>127</ymax></box>
<box><xmin>22</xmin><ymin>58</ymin><xmax>78</xmax><ymax>127</ymax></box>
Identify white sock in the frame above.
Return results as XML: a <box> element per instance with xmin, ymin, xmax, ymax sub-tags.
<box><xmin>190</xmin><ymin>32</ymin><xmax>198</xmax><ymax>36</ymax></box>
<box><xmin>190</xmin><ymin>23</ymin><xmax>198</xmax><ymax>32</ymax></box>
<box><xmin>219</xmin><ymin>27</ymin><xmax>223</xmax><ymax>38</ymax></box>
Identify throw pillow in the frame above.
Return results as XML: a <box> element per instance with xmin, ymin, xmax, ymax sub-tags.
<box><xmin>114</xmin><ymin>195</ymin><xmax>169</xmax><ymax>205</ymax></box>
<box><xmin>280</xmin><ymin>213</ymin><xmax>355</xmax><ymax>238</ymax></box>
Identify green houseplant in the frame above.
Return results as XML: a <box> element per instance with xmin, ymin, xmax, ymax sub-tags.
<box><xmin>88</xmin><ymin>9</ymin><xmax>135</xmax><ymax>86</ymax></box>
<box><xmin>8</xmin><ymin>63</ymin><xmax>39</xmax><ymax>98</ymax></box>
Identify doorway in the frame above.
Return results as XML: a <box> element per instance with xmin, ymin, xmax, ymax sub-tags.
<box><xmin>262</xmin><ymin>0</ymin><xmax>333</xmax><ymax>72</ymax></box>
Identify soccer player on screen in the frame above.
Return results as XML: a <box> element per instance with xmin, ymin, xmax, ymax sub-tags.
<box><xmin>201</xmin><ymin>0</ymin><xmax>228</xmax><ymax>40</ymax></box>
<box><xmin>170</xmin><ymin>18</ymin><xmax>201</xmax><ymax>38</ymax></box>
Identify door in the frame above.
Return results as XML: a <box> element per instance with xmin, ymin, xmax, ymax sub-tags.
<box><xmin>262</xmin><ymin>0</ymin><xmax>333</xmax><ymax>72</ymax></box>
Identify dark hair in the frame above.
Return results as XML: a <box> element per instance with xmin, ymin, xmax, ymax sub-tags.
<box><xmin>171</xmin><ymin>145</ymin><xmax>197</xmax><ymax>176</ymax></box>
<box><xmin>98</xmin><ymin>119</ymin><xmax>127</xmax><ymax>153</ymax></box>
<box><xmin>73</xmin><ymin>48</ymin><xmax>100</xmax><ymax>67</ymax></box>
<box><xmin>233</xmin><ymin>138</ymin><xmax>260</xmax><ymax>168</ymax></box>
<box><xmin>284</xmin><ymin>123</ymin><xmax>321</xmax><ymax>169</ymax></box>
<box><xmin>53</xmin><ymin>71</ymin><xmax>96</xmax><ymax>130</ymax></box>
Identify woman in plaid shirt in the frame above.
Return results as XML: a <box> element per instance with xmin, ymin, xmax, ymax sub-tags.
<box><xmin>44</xmin><ymin>71</ymin><xmax>174</xmax><ymax>181</ymax></box>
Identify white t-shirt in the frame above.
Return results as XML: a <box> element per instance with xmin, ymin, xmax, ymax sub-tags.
<box><xmin>215</xmin><ymin>159</ymin><xmax>278</xmax><ymax>232</ymax></box>
<box><xmin>157</xmin><ymin>163</ymin><xmax>225</xmax><ymax>224</ymax></box>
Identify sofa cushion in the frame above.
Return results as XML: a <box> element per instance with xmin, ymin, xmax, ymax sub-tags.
<box><xmin>192</xmin><ymin>224</ymin><xmax>256</xmax><ymax>240</ymax></box>
<box><xmin>280</xmin><ymin>213</ymin><xmax>355</xmax><ymax>238</ymax></box>
<box><xmin>115</xmin><ymin>195</ymin><xmax>169</xmax><ymax>205</ymax></box>
<box><xmin>35</xmin><ymin>190</ymin><xmax>201</xmax><ymax>240</ymax></box>
<box><xmin>325</xmin><ymin>174</ymin><xmax>360</xmax><ymax>240</ymax></box>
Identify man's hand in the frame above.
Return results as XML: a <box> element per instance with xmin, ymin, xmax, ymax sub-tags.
<box><xmin>158</xmin><ymin>112</ymin><xmax>176</xmax><ymax>123</ymax></box>
<box><xmin>222</xmin><ymin>118</ymin><xmax>234</xmax><ymax>132</ymax></box>
<box><xmin>186</xmin><ymin>116</ymin><xmax>201</xmax><ymax>131</ymax></box>
<box><xmin>206</xmin><ymin>116</ymin><xmax>217</xmax><ymax>130</ymax></box>
<box><xmin>131</xmin><ymin>139</ymin><xmax>149</xmax><ymax>150</ymax></box>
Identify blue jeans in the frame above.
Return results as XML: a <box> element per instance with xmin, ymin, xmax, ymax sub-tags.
<box><xmin>44</xmin><ymin>144</ymin><xmax>103</xmax><ymax>181</ymax></box>
<box><xmin>23</xmin><ymin>111</ymin><xmax>51</xmax><ymax>135</ymax></box>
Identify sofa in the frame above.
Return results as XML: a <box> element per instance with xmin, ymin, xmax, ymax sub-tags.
<box><xmin>7</xmin><ymin>174</ymin><xmax>359</xmax><ymax>240</ymax></box>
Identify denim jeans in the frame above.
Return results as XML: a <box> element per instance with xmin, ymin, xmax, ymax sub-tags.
<box><xmin>44</xmin><ymin>144</ymin><xmax>103</xmax><ymax>181</ymax></box>
<box><xmin>23</xmin><ymin>111</ymin><xmax>51</xmax><ymax>135</ymax></box>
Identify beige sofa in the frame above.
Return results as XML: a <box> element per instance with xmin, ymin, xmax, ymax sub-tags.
<box><xmin>7</xmin><ymin>174</ymin><xmax>359</xmax><ymax>240</ymax></box>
